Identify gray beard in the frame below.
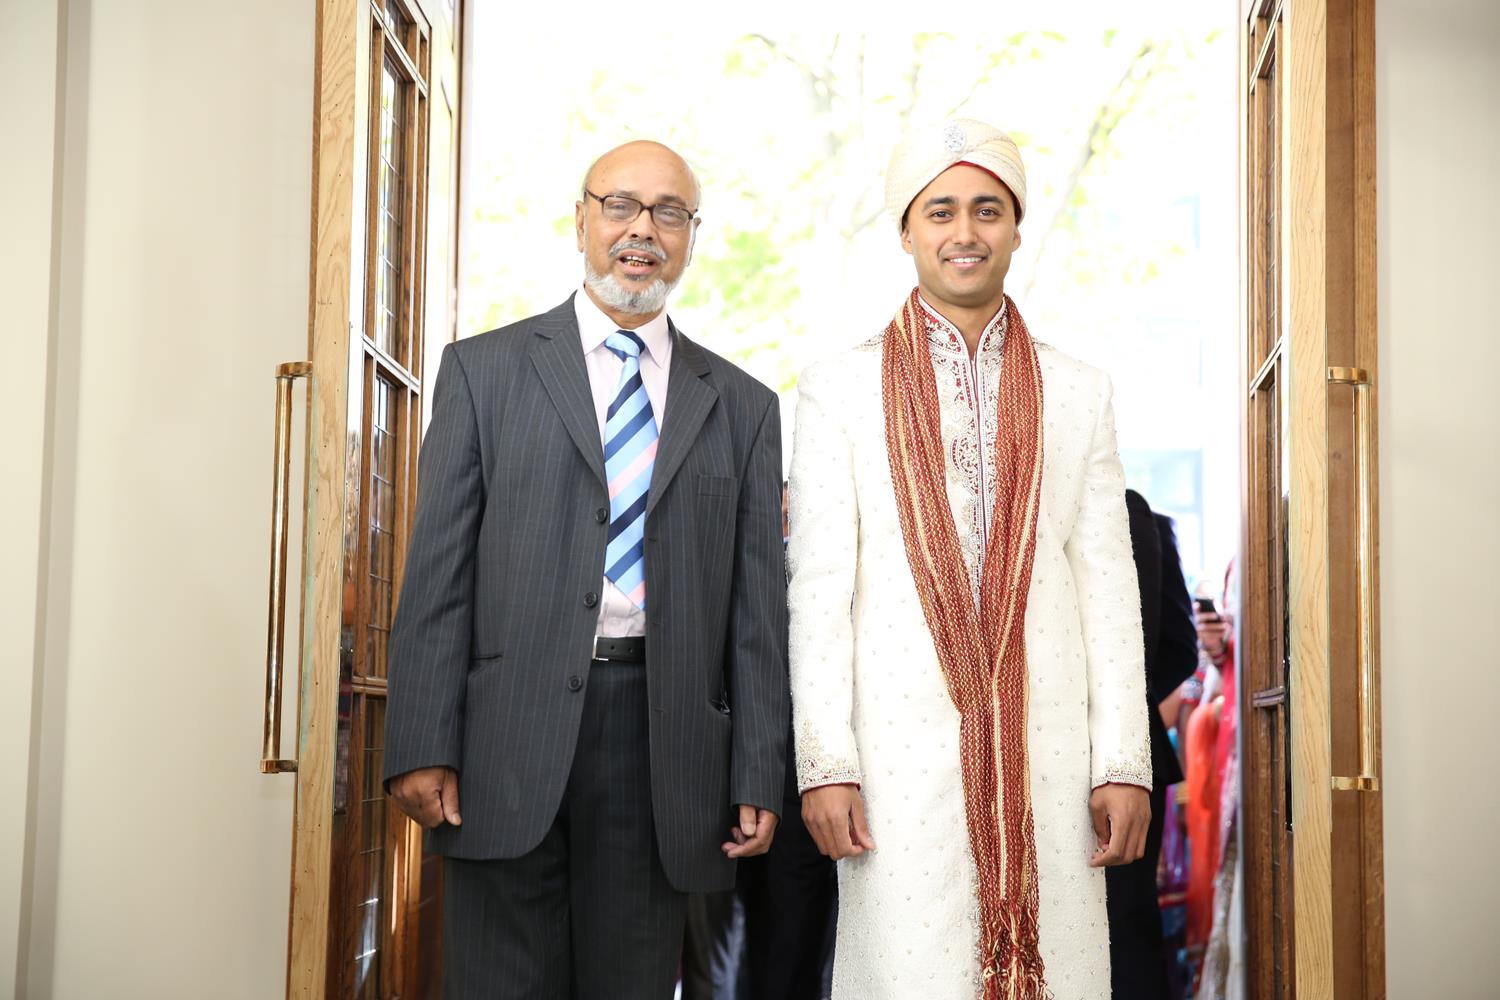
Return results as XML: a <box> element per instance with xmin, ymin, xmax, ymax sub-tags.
<box><xmin>584</xmin><ymin>259</ymin><xmax>677</xmax><ymax>316</ymax></box>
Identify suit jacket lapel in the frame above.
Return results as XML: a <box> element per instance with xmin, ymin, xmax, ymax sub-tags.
<box><xmin>529</xmin><ymin>296</ymin><xmax>607</xmax><ymax>489</ymax></box>
<box><xmin>647</xmin><ymin>323</ymin><xmax>717</xmax><ymax>519</ymax></box>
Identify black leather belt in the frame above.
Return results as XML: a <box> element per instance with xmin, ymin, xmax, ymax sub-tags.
<box><xmin>591</xmin><ymin>635</ymin><xmax>645</xmax><ymax>663</ymax></box>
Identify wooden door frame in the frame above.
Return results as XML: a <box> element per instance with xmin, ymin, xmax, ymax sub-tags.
<box><xmin>1243</xmin><ymin>0</ymin><xmax>1385</xmax><ymax>996</ymax></box>
<box><xmin>1322</xmin><ymin>5</ymin><xmax>1385</xmax><ymax>997</ymax></box>
<box><xmin>289</xmin><ymin>1</ymin><xmax>462</xmax><ymax>995</ymax></box>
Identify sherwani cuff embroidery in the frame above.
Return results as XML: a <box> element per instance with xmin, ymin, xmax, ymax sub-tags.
<box><xmin>1093</xmin><ymin>749</ymin><xmax>1154</xmax><ymax>792</ymax></box>
<box><xmin>795</xmin><ymin>717</ymin><xmax>862</xmax><ymax>793</ymax></box>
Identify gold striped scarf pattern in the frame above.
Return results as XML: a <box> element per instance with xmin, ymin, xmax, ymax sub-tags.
<box><xmin>881</xmin><ymin>288</ymin><xmax>1050</xmax><ymax>1000</ymax></box>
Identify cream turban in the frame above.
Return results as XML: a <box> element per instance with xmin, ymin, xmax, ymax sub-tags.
<box><xmin>885</xmin><ymin>118</ymin><xmax>1027</xmax><ymax>228</ymax></box>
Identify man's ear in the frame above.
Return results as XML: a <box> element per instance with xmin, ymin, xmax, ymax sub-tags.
<box><xmin>1013</xmin><ymin>226</ymin><xmax>1022</xmax><ymax>252</ymax></box>
<box><xmin>901</xmin><ymin>226</ymin><xmax>913</xmax><ymax>254</ymax></box>
<box><xmin>686</xmin><ymin>217</ymin><xmax>700</xmax><ymax>266</ymax></box>
<box><xmin>575</xmin><ymin>203</ymin><xmax>586</xmax><ymax>252</ymax></box>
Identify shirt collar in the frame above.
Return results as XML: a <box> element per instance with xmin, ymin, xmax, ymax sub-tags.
<box><xmin>916</xmin><ymin>294</ymin><xmax>1008</xmax><ymax>359</ymax></box>
<box><xmin>575</xmin><ymin>287</ymin><xmax>673</xmax><ymax>366</ymax></box>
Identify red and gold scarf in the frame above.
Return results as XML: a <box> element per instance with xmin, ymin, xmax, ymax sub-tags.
<box><xmin>881</xmin><ymin>288</ymin><xmax>1050</xmax><ymax>1000</ymax></box>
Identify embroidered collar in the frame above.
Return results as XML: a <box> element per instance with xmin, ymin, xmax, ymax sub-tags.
<box><xmin>916</xmin><ymin>294</ymin><xmax>1008</xmax><ymax>360</ymax></box>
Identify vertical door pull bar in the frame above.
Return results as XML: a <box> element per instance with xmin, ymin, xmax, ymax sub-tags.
<box><xmin>1327</xmin><ymin>366</ymin><xmax>1380</xmax><ymax>793</ymax></box>
<box><xmin>262</xmin><ymin>361</ymin><xmax>312</xmax><ymax>774</ymax></box>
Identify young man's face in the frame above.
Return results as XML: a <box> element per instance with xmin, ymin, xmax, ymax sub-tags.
<box><xmin>901</xmin><ymin>164</ymin><xmax>1021</xmax><ymax>314</ymax></box>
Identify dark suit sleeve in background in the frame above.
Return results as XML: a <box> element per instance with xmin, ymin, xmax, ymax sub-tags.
<box><xmin>384</xmin><ymin>343</ymin><xmax>485</xmax><ymax>787</ymax></box>
<box><xmin>726</xmin><ymin>395</ymin><xmax>790</xmax><ymax>815</ymax></box>
<box><xmin>1152</xmin><ymin>513</ymin><xmax>1199</xmax><ymax>704</ymax></box>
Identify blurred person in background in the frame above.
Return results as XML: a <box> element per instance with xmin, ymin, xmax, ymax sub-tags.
<box><xmin>1111</xmin><ymin>490</ymin><xmax>1199</xmax><ymax>999</ymax></box>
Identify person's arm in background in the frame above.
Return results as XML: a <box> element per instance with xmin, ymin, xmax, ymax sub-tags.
<box><xmin>1154</xmin><ymin>512</ymin><xmax>1200</xmax><ymax>703</ymax></box>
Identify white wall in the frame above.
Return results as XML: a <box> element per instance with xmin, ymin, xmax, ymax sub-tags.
<box><xmin>1378</xmin><ymin>0</ymin><xmax>1500</xmax><ymax>996</ymax></box>
<box><xmin>0</xmin><ymin>2</ymin><xmax>65</xmax><ymax>995</ymax></box>
<box><xmin>12</xmin><ymin>1</ymin><xmax>315</xmax><ymax>996</ymax></box>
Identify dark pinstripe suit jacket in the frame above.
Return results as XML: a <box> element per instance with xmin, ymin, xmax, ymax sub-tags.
<box><xmin>383</xmin><ymin>295</ymin><xmax>789</xmax><ymax>892</ymax></box>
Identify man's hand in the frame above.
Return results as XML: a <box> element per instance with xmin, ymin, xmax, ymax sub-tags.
<box><xmin>1088</xmin><ymin>783</ymin><xmax>1150</xmax><ymax>867</ymax></box>
<box><xmin>1196</xmin><ymin>607</ymin><xmax>1232</xmax><ymax>664</ymax></box>
<box><xmin>802</xmin><ymin>783</ymin><xmax>877</xmax><ymax>860</ymax></box>
<box><xmin>388</xmin><ymin>766</ymin><xmax>462</xmax><ymax>829</ymax></box>
<box><xmin>722</xmin><ymin>805</ymin><xmax>779</xmax><ymax>858</ymax></box>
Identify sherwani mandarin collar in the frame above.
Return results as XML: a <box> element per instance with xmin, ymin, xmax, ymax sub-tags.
<box><xmin>916</xmin><ymin>293</ymin><xmax>1008</xmax><ymax>360</ymax></box>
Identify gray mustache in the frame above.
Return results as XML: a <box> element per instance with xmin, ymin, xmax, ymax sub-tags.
<box><xmin>610</xmin><ymin>239</ymin><xmax>666</xmax><ymax>262</ymax></box>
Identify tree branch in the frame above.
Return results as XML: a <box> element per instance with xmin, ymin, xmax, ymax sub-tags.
<box><xmin>1023</xmin><ymin>39</ymin><xmax>1170</xmax><ymax>298</ymax></box>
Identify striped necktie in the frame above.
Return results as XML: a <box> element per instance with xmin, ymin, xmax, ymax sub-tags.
<box><xmin>602</xmin><ymin>330</ymin><xmax>658</xmax><ymax>609</ymax></box>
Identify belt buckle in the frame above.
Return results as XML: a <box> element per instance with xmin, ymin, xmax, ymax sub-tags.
<box><xmin>591</xmin><ymin>635</ymin><xmax>610</xmax><ymax>662</ymax></box>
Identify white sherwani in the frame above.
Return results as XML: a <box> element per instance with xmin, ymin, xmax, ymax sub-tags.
<box><xmin>788</xmin><ymin>300</ymin><xmax>1152</xmax><ymax>1000</ymax></box>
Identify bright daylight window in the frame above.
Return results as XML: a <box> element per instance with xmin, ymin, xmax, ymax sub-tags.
<box><xmin>458</xmin><ymin>15</ymin><xmax>1238</xmax><ymax>588</ymax></box>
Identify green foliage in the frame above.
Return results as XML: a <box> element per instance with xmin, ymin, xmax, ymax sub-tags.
<box><xmin>676</xmin><ymin>229</ymin><xmax>801</xmax><ymax>323</ymax></box>
<box><xmin>463</xmin><ymin>27</ymin><xmax>1229</xmax><ymax>386</ymax></box>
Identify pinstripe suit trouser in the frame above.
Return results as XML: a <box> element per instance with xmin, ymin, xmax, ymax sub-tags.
<box><xmin>442</xmin><ymin>660</ymin><xmax>686</xmax><ymax>1000</ymax></box>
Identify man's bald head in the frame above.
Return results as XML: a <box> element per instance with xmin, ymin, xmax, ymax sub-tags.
<box><xmin>580</xmin><ymin>140</ymin><xmax>701</xmax><ymax>210</ymax></box>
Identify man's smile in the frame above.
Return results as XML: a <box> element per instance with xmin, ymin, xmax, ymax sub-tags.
<box><xmin>942</xmin><ymin>248</ymin><xmax>990</xmax><ymax>272</ymax></box>
<box><xmin>613</xmin><ymin>246</ymin><xmax>665</xmax><ymax>280</ymax></box>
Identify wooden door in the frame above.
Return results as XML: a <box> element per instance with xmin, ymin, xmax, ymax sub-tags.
<box><xmin>261</xmin><ymin>0</ymin><xmax>462</xmax><ymax>996</ymax></box>
<box><xmin>1240</xmin><ymin>0</ymin><xmax>1384</xmax><ymax>997</ymax></box>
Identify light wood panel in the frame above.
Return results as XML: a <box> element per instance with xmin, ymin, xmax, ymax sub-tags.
<box><xmin>1285</xmin><ymin>0</ymin><xmax>1335</xmax><ymax>996</ymax></box>
<box><xmin>289</xmin><ymin>0</ymin><xmax>367</xmax><ymax>995</ymax></box>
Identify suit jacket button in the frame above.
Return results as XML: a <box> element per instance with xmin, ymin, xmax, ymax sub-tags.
<box><xmin>595</xmin><ymin>506</ymin><xmax>608</xmax><ymax>523</ymax></box>
<box><xmin>567</xmin><ymin>675</ymin><xmax>583</xmax><ymax>692</ymax></box>
<box><xmin>583</xmin><ymin>591</ymin><xmax>598</xmax><ymax>608</ymax></box>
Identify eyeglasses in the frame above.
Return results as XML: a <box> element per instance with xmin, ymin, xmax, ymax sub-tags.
<box><xmin>584</xmin><ymin>190</ymin><xmax>697</xmax><ymax>231</ymax></box>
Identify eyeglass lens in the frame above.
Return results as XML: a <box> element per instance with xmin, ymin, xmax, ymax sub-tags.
<box><xmin>602</xmin><ymin>196</ymin><xmax>692</xmax><ymax>230</ymax></box>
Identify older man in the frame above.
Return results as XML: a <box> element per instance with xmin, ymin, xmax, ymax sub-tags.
<box><xmin>384</xmin><ymin>140</ymin><xmax>788</xmax><ymax>999</ymax></box>
<box><xmin>789</xmin><ymin>120</ymin><xmax>1152</xmax><ymax>999</ymax></box>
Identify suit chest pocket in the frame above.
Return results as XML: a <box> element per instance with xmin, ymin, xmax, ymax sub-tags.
<box><xmin>692</xmin><ymin>475</ymin><xmax>739</xmax><ymax>575</ymax></box>
<box><xmin>696</xmin><ymin>474</ymin><xmax>738</xmax><ymax>500</ymax></box>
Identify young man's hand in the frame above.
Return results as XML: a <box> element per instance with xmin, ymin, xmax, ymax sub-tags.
<box><xmin>1087</xmin><ymin>783</ymin><xmax>1150</xmax><ymax>867</ymax></box>
<box><xmin>802</xmin><ymin>783</ymin><xmax>878</xmax><ymax>860</ymax></box>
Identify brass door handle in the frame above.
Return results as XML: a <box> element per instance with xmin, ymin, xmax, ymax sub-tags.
<box><xmin>1327</xmin><ymin>367</ymin><xmax>1380</xmax><ymax>793</ymax></box>
<box><xmin>262</xmin><ymin>361</ymin><xmax>311</xmax><ymax>774</ymax></box>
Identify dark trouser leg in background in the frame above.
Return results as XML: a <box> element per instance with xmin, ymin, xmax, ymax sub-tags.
<box><xmin>681</xmin><ymin>889</ymin><xmax>744</xmax><ymax>1000</ymax></box>
<box><xmin>737</xmin><ymin>736</ymin><xmax>837</xmax><ymax>1000</ymax></box>
<box><xmin>1105</xmin><ymin>778</ymin><xmax>1170</xmax><ymax>1000</ymax></box>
